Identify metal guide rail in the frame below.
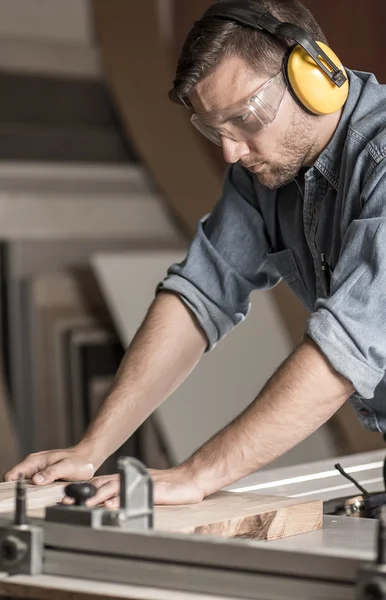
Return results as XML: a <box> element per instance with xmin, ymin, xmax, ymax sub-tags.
<box><xmin>0</xmin><ymin>456</ymin><xmax>384</xmax><ymax>600</ymax></box>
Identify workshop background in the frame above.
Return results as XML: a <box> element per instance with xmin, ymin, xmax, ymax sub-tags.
<box><xmin>0</xmin><ymin>0</ymin><xmax>384</xmax><ymax>479</ymax></box>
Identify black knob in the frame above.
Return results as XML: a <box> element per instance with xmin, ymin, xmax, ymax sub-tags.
<box><xmin>0</xmin><ymin>535</ymin><xmax>26</xmax><ymax>565</ymax></box>
<box><xmin>363</xmin><ymin>582</ymin><xmax>385</xmax><ymax>600</ymax></box>
<box><xmin>64</xmin><ymin>482</ymin><xmax>97</xmax><ymax>506</ymax></box>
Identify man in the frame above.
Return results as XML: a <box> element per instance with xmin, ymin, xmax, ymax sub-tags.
<box><xmin>5</xmin><ymin>0</ymin><xmax>386</xmax><ymax>508</ymax></box>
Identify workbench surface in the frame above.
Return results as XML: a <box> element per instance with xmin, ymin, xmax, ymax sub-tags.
<box><xmin>0</xmin><ymin>449</ymin><xmax>383</xmax><ymax>599</ymax></box>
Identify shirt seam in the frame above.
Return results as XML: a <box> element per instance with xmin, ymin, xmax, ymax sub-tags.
<box><xmin>348</xmin><ymin>127</ymin><xmax>386</xmax><ymax>165</ymax></box>
<box><xmin>317</xmin><ymin>129</ymin><xmax>380</xmax><ymax>189</ymax></box>
<box><xmin>314</xmin><ymin>162</ymin><xmax>339</xmax><ymax>191</ymax></box>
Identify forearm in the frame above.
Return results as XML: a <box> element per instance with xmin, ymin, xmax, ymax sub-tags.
<box><xmin>186</xmin><ymin>336</ymin><xmax>354</xmax><ymax>497</ymax></box>
<box><xmin>78</xmin><ymin>291</ymin><xmax>207</xmax><ymax>468</ymax></box>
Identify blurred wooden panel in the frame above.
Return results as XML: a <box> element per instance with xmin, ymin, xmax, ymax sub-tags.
<box><xmin>92</xmin><ymin>0</ymin><xmax>222</xmax><ymax>234</ymax></box>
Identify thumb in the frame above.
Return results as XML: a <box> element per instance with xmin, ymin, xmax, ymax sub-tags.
<box><xmin>33</xmin><ymin>459</ymin><xmax>94</xmax><ymax>485</ymax></box>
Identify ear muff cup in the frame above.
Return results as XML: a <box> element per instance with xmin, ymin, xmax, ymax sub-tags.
<box><xmin>284</xmin><ymin>41</ymin><xmax>349</xmax><ymax>115</ymax></box>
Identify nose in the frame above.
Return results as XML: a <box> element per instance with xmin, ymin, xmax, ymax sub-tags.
<box><xmin>221</xmin><ymin>137</ymin><xmax>250</xmax><ymax>164</ymax></box>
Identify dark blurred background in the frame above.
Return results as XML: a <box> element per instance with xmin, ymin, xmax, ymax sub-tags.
<box><xmin>0</xmin><ymin>0</ymin><xmax>384</xmax><ymax>479</ymax></box>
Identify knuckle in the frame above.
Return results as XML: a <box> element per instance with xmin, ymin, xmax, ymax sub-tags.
<box><xmin>91</xmin><ymin>479</ymin><xmax>103</xmax><ymax>489</ymax></box>
<box><xmin>90</xmin><ymin>476</ymin><xmax>104</xmax><ymax>485</ymax></box>
<box><xmin>103</xmin><ymin>480</ymin><xmax>118</xmax><ymax>490</ymax></box>
<box><xmin>91</xmin><ymin>477</ymin><xmax>111</xmax><ymax>489</ymax></box>
<box><xmin>25</xmin><ymin>453</ymin><xmax>38</xmax><ymax>461</ymax></box>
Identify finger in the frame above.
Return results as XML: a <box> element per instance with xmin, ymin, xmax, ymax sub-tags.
<box><xmin>86</xmin><ymin>481</ymin><xmax>119</xmax><ymax>507</ymax></box>
<box><xmin>88</xmin><ymin>476</ymin><xmax>111</xmax><ymax>489</ymax></box>
<box><xmin>34</xmin><ymin>459</ymin><xmax>94</xmax><ymax>485</ymax></box>
<box><xmin>4</xmin><ymin>455</ymin><xmax>49</xmax><ymax>482</ymax></box>
<box><xmin>61</xmin><ymin>495</ymin><xmax>75</xmax><ymax>505</ymax></box>
<box><xmin>62</xmin><ymin>476</ymin><xmax>111</xmax><ymax>505</ymax></box>
<box><xmin>105</xmin><ymin>497</ymin><xmax>119</xmax><ymax>509</ymax></box>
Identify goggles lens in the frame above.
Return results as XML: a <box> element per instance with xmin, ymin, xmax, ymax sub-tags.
<box><xmin>191</xmin><ymin>71</ymin><xmax>286</xmax><ymax>146</ymax></box>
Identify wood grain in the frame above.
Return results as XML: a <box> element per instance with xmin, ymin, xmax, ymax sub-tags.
<box><xmin>0</xmin><ymin>482</ymin><xmax>66</xmax><ymax>513</ymax></box>
<box><xmin>155</xmin><ymin>491</ymin><xmax>322</xmax><ymax>541</ymax></box>
<box><xmin>0</xmin><ymin>482</ymin><xmax>322</xmax><ymax>542</ymax></box>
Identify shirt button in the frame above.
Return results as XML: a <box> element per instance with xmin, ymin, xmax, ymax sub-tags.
<box><xmin>359</xmin><ymin>408</ymin><xmax>370</xmax><ymax>417</ymax></box>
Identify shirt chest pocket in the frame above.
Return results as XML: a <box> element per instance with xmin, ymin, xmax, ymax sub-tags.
<box><xmin>266</xmin><ymin>248</ymin><xmax>310</xmax><ymax>309</ymax></box>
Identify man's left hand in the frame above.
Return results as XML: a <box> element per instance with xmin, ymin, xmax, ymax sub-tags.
<box><xmin>62</xmin><ymin>466</ymin><xmax>204</xmax><ymax>507</ymax></box>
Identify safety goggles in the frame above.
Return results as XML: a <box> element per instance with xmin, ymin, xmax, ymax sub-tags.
<box><xmin>190</xmin><ymin>71</ymin><xmax>286</xmax><ymax>146</ymax></box>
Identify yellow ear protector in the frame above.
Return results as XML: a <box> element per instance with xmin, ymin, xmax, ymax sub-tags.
<box><xmin>201</xmin><ymin>0</ymin><xmax>349</xmax><ymax>116</ymax></box>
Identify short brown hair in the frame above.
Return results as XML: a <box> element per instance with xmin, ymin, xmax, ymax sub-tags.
<box><xmin>169</xmin><ymin>0</ymin><xmax>328</xmax><ymax>107</ymax></box>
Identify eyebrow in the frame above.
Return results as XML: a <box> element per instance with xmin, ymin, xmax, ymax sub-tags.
<box><xmin>202</xmin><ymin>106</ymin><xmax>251</xmax><ymax>128</ymax></box>
<box><xmin>195</xmin><ymin>80</ymin><xmax>267</xmax><ymax>122</ymax></box>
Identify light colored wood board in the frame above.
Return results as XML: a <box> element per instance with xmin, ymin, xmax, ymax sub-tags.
<box><xmin>155</xmin><ymin>491</ymin><xmax>322</xmax><ymax>541</ymax></box>
<box><xmin>0</xmin><ymin>181</ymin><xmax>181</xmax><ymax>242</ymax></box>
<box><xmin>32</xmin><ymin>308</ymin><xmax>99</xmax><ymax>449</ymax></box>
<box><xmin>0</xmin><ymin>482</ymin><xmax>65</xmax><ymax>513</ymax></box>
<box><xmin>29</xmin><ymin>270</ymin><xmax>107</xmax><ymax>451</ymax></box>
<box><xmin>0</xmin><ymin>483</ymin><xmax>322</xmax><ymax>541</ymax></box>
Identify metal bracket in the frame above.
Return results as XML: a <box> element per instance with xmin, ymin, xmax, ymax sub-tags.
<box><xmin>45</xmin><ymin>456</ymin><xmax>153</xmax><ymax>530</ymax></box>
<box><xmin>0</xmin><ymin>477</ymin><xmax>44</xmax><ymax>575</ymax></box>
<box><xmin>101</xmin><ymin>456</ymin><xmax>153</xmax><ymax>529</ymax></box>
<box><xmin>356</xmin><ymin>507</ymin><xmax>386</xmax><ymax>599</ymax></box>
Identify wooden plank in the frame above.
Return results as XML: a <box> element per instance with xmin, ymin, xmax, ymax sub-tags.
<box><xmin>0</xmin><ymin>482</ymin><xmax>65</xmax><ymax>513</ymax></box>
<box><xmin>0</xmin><ymin>123</ymin><xmax>130</xmax><ymax>163</ymax></box>
<box><xmin>0</xmin><ymin>73</ymin><xmax>117</xmax><ymax>127</ymax></box>
<box><xmin>0</xmin><ymin>482</ymin><xmax>322</xmax><ymax>542</ymax></box>
<box><xmin>155</xmin><ymin>491</ymin><xmax>322</xmax><ymax>541</ymax></box>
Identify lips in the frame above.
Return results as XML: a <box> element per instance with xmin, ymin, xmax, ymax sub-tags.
<box><xmin>248</xmin><ymin>163</ymin><xmax>264</xmax><ymax>172</ymax></box>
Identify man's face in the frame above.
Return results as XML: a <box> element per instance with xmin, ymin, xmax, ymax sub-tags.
<box><xmin>190</xmin><ymin>55</ymin><xmax>318</xmax><ymax>190</ymax></box>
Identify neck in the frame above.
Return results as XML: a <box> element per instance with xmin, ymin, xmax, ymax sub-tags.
<box><xmin>303</xmin><ymin>108</ymin><xmax>343</xmax><ymax>167</ymax></box>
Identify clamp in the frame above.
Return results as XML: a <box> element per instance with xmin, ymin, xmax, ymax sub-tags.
<box><xmin>45</xmin><ymin>456</ymin><xmax>153</xmax><ymax>530</ymax></box>
<box><xmin>0</xmin><ymin>457</ymin><xmax>152</xmax><ymax>576</ymax></box>
<box><xmin>0</xmin><ymin>476</ymin><xmax>43</xmax><ymax>575</ymax></box>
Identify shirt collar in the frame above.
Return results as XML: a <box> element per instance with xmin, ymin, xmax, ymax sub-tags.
<box><xmin>310</xmin><ymin>69</ymin><xmax>369</xmax><ymax>189</ymax></box>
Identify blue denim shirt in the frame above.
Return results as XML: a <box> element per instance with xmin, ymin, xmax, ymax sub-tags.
<box><xmin>158</xmin><ymin>68</ymin><xmax>386</xmax><ymax>433</ymax></box>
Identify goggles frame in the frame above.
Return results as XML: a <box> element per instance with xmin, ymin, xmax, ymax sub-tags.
<box><xmin>190</xmin><ymin>71</ymin><xmax>286</xmax><ymax>146</ymax></box>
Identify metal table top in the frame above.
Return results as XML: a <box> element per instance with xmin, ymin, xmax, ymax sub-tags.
<box><xmin>226</xmin><ymin>448</ymin><xmax>385</xmax><ymax>557</ymax></box>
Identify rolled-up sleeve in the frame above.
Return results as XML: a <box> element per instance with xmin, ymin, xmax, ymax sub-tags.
<box><xmin>307</xmin><ymin>161</ymin><xmax>386</xmax><ymax>399</ymax></box>
<box><xmin>157</xmin><ymin>164</ymin><xmax>282</xmax><ymax>350</ymax></box>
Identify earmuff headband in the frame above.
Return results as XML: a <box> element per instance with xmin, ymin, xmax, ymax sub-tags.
<box><xmin>201</xmin><ymin>1</ymin><xmax>347</xmax><ymax>88</ymax></box>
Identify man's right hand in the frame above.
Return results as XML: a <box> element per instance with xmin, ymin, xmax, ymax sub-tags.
<box><xmin>3</xmin><ymin>446</ymin><xmax>95</xmax><ymax>485</ymax></box>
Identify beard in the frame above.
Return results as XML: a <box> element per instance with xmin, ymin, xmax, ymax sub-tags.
<box><xmin>253</xmin><ymin>109</ymin><xmax>317</xmax><ymax>190</ymax></box>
